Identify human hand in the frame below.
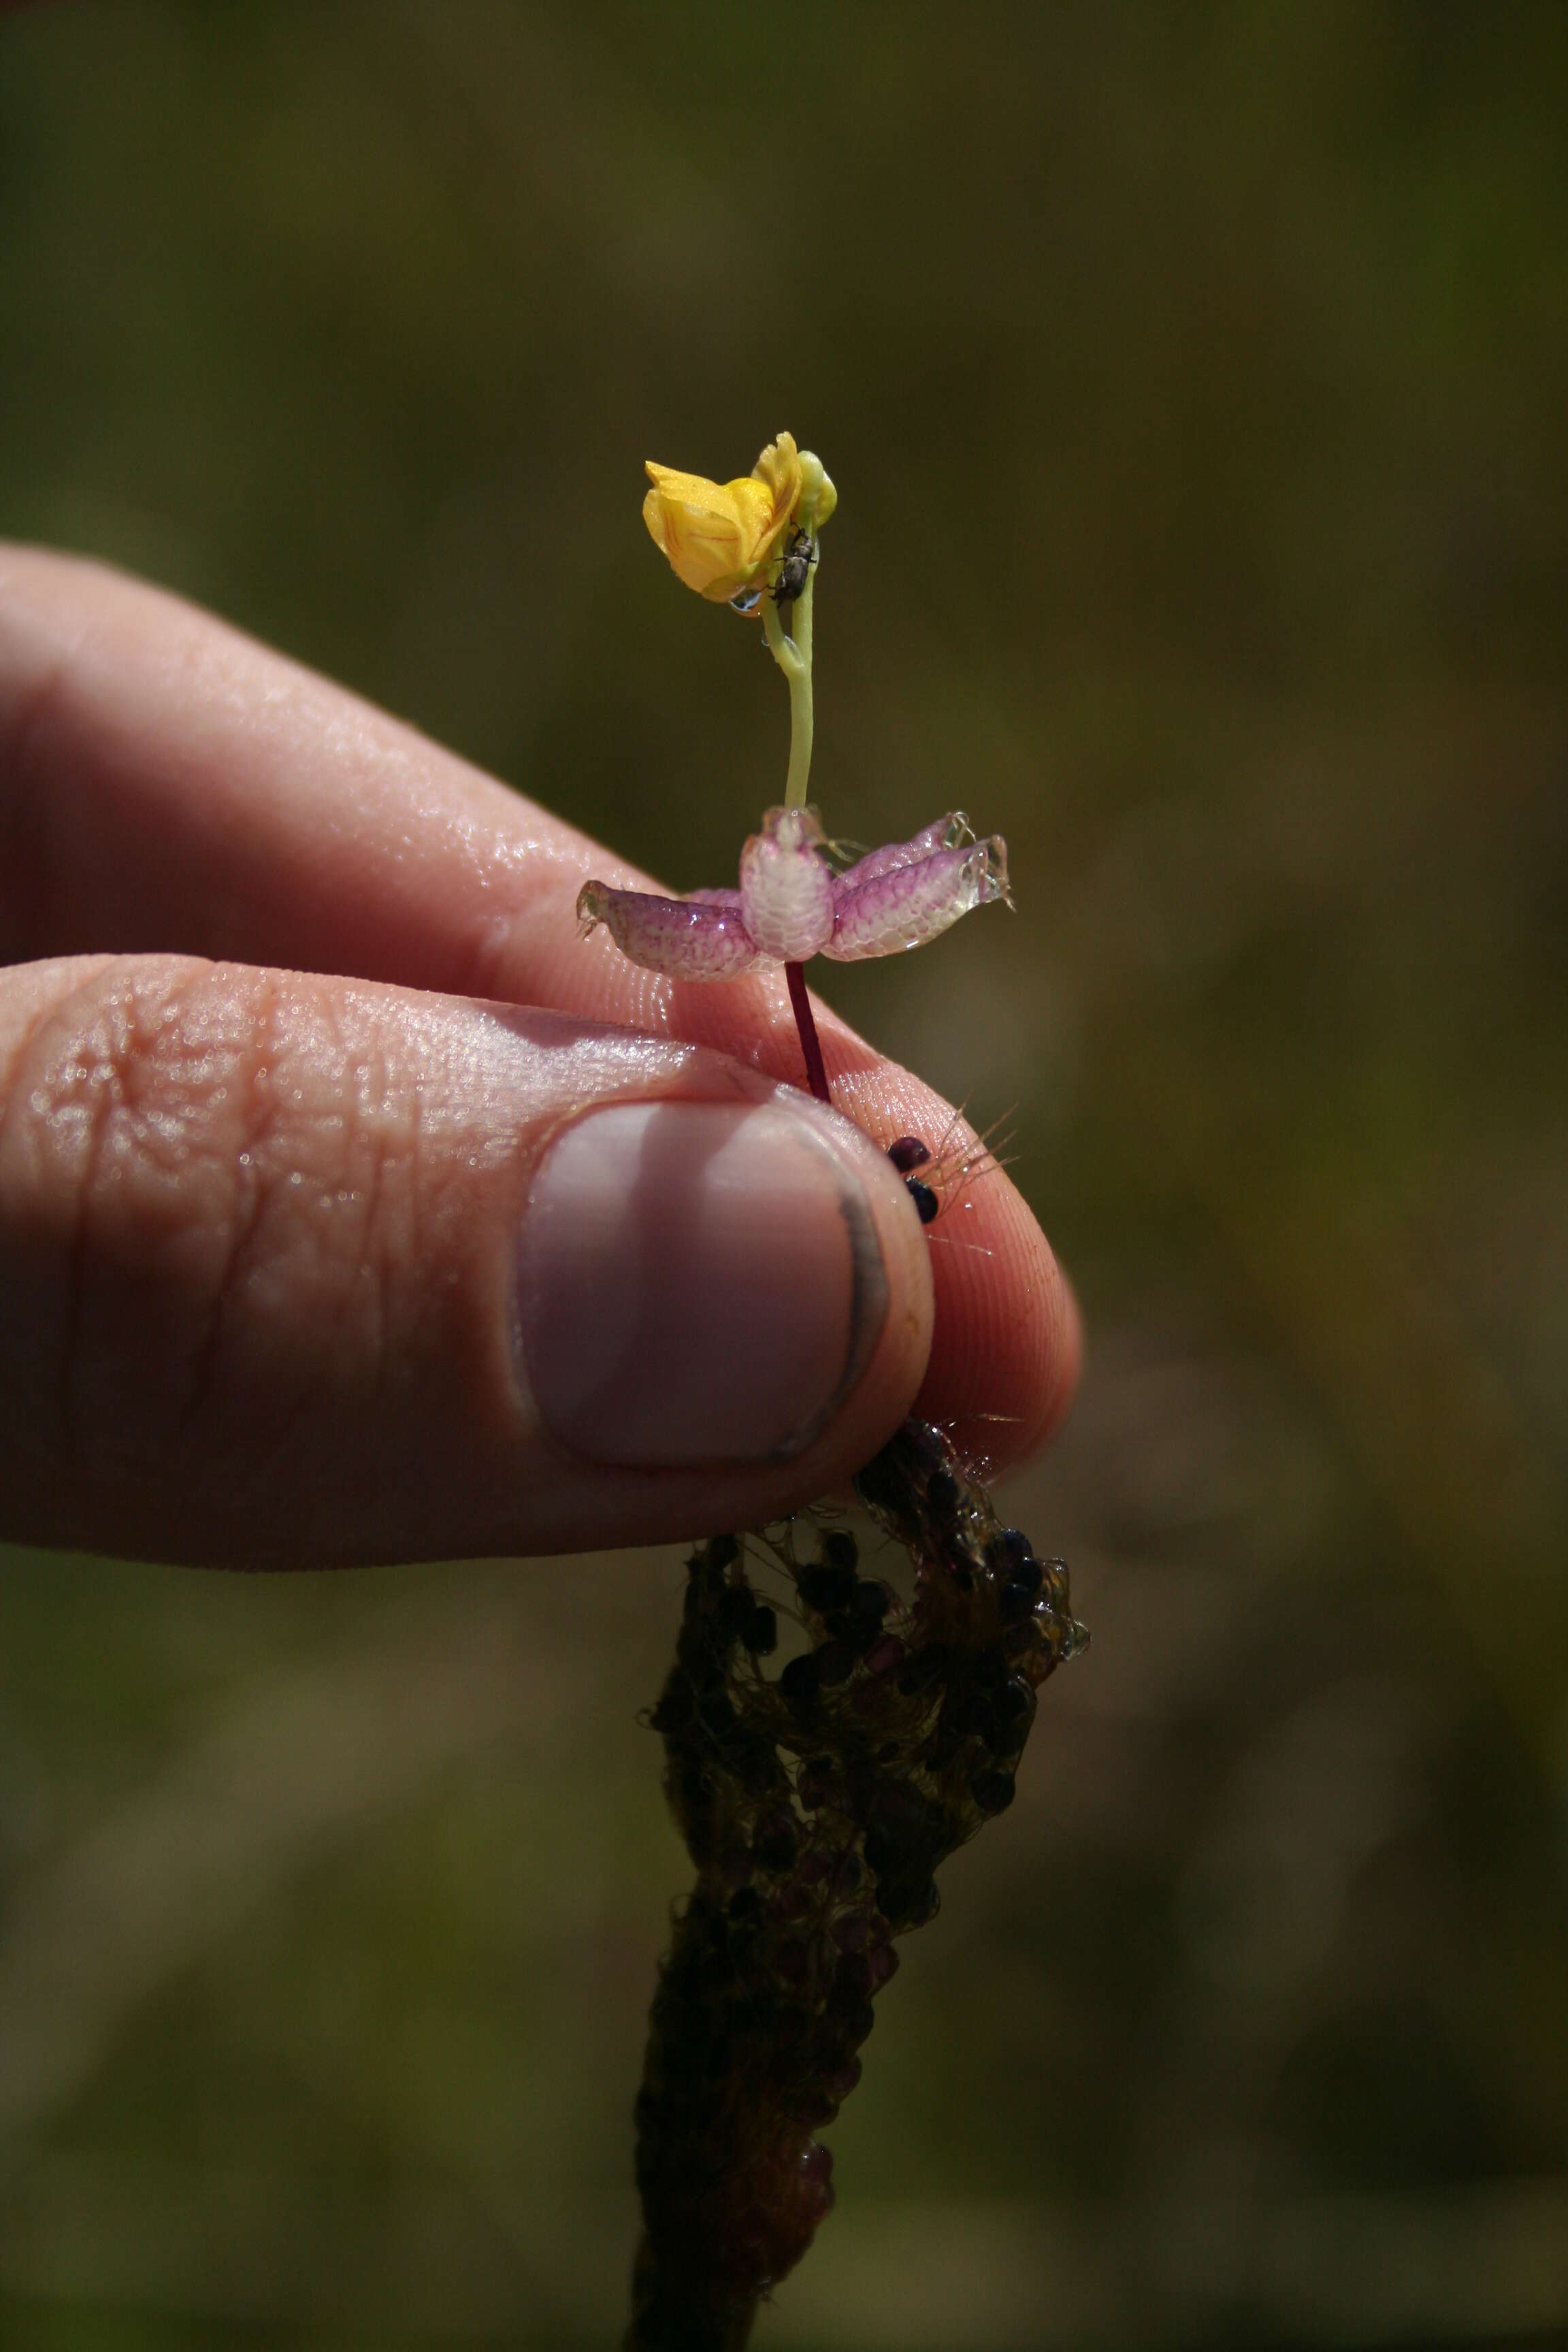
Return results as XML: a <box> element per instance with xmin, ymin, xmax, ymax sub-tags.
<box><xmin>0</xmin><ymin>549</ymin><xmax>1079</xmax><ymax>1569</ymax></box>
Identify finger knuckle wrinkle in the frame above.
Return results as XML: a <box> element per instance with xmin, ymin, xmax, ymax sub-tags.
<box><xmin>1</xmin><ymin>958</ymin><xmax>444</xmax><ymax>1510</ymax></box>
<box><xmin>3</xmin><ymin>957</ymin><xmax>282</xmax><ymax>1471</ymax></box>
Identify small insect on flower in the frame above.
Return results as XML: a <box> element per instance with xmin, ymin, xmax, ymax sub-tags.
<box><xmin>773</xmin><ymin>527</ymin><xmax>815</xmax><ymax>608</ymax></box>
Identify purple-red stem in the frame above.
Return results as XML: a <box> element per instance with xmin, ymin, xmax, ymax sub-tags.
<box><xmin>785</xmin><ymin>962</ymin><xmax>832</xmax><ymax>1105</ymax></box>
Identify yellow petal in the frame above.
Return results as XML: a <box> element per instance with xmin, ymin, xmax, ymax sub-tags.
<box><xmin>642</xmin><ymin>436</ymin><xmax>804</xmax><ymax>604</ymax></box>
<box><xmin>750</xmin><ymin>432</ymin><xmax>802</xmax><ymax>529</ymax></box>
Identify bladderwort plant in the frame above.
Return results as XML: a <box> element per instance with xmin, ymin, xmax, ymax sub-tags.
<box><xmin>585</xmin><ymin>434</ymin><xmax>1088</xmax><ymax>2351</ymax></box>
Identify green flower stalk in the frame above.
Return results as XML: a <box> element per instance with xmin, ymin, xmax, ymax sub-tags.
<box><xmin>757</xmin><ymin>446</ymin><xmax>834</xmax><ymax>811</ymax></box>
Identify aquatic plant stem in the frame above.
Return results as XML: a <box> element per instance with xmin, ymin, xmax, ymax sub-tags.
<box><xmin>762</xmin><ymin>495</ymin><xmax>826</xmax><ymax>1096</ymax></box>
<box><xmin>785</xmin><ymin>960</ymin><xmax>832</xmax><ymax>1105</ymax></box>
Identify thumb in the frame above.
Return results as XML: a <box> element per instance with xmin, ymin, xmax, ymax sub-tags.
<box><xmin>0</xmin><ymin>956</ymin><xmax>933</xmax><ymax>1569</ymax></box>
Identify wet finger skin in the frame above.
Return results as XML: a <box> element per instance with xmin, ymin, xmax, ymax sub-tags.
<box><xmin>0</xmin><ymin>549</ymin><xmax>1079</xmax><ymax>1539</ymax></box>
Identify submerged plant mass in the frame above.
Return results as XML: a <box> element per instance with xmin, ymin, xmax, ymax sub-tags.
<box><xmin>628</xmin><ymin>1420</ymin><xmax>1087</xmax><ymax>2351</ymax></box>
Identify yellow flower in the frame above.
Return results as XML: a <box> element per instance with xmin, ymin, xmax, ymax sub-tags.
<box><xmin>642</xmin><ymin>432</ymin><xmax>803</xmax><ymax>603</ymax></box>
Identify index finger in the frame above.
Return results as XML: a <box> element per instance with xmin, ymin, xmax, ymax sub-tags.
<box><xmin>0</xmin><ymin>546</ymin><xmax>1078</xmax><ymax>1468</ymax></box>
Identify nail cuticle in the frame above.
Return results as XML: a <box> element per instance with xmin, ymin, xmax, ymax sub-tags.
<box><xmin>758</xmin><ymin>1116</ymin><xmax>888</xmax><ymax>1461</ymax></box>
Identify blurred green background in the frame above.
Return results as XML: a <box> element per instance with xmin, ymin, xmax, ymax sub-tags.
<box><xmin>3</xmin><ymin>3</ymin><xmax>1567</xmax><ymax>2345</ymax></box>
